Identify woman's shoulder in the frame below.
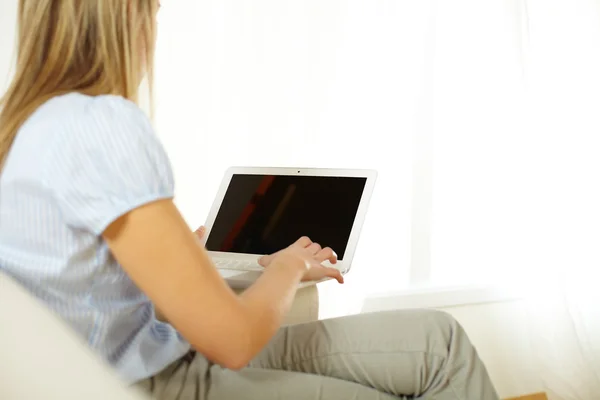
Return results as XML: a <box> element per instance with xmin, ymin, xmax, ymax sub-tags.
<box><xmin>25</xmin><ymin>93</ymin><xmax>174</xmax><ymax>234</ymax></box>
<box><xmin>35</xmin><ymin>93</ymin><xmax>157</xmax><ymax>149</ymax></box>
<box><xmin>44</xmin><ymin>93</ymin><xmax>150</xmax><ymax>127</ymax></box>
<box><xmin>18</xmin><ymin>92</ymin><xmax>168</xmax><ymax>186</ymax></box>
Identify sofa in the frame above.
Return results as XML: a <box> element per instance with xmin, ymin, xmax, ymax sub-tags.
<box><xmin>0</xmin><ymin>271</ymin><xmax>319</xmax><ymax>399</ymax></box>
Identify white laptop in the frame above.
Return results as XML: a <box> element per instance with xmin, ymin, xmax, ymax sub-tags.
<box><xmin>201</xmin><ymin>167</ymin><xmax>377</xmax><ymax>289</ymax></box>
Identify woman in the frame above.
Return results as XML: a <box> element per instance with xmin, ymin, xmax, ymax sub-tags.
<box><xmin>0</xmin><ymin>1</ymin><xmax>499</xmax><ymax>399</ymax></box>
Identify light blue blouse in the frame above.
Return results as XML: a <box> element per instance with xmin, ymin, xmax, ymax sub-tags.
<box><xmin>0</xmin><ymin>93</ymin><xmax>190</xmax><ymax>383</ymax></box>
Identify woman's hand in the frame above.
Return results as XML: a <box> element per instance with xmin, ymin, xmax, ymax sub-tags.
<box><xmin>197</xmin><ymin>227</ymin><xmax>343</xmax><ymax>284</ymax></box>
<box><xmin>259</xmin><ymin>237</ymin><xmax>344</xmax><ymax>284</ymax></box>
<box><xmin>195</xmin><ymin>226</ymin><xmax>206</xmax><ymax>241</ymax></box>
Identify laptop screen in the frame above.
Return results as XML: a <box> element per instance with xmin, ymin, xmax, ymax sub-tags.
<box><xmin>205</xmin><ymin>174</ymin><xmax>367</xmax><ymax>259</ymax></box>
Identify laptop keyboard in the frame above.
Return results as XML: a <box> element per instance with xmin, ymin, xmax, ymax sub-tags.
<box><xmin>213</xmin><ymin>259</ymin><xmax>263</xmax><ymax>272</ymax></box>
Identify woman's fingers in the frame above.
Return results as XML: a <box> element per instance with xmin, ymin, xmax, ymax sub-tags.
<box><xmin>195</xmin><ymin>226</ymin><xmax>206</xmax><ymax>239</ymax></box>
<box><xmin>258</xmin><ymin>253</ymin><xmax>277</xmax><ymax>267</ymax></box>
<box><xmin>306</xmin><ymin>242</ymin><xmax>322</xmax><ymax>255</ymax></box>
<box><xmin>295</xmin><ymin>237</ymin><xmax>336</xmax><ymax>264</ymax></box>
<box><xmin>314</xmin><ymin>247</ymin><xmax>337</xmax><ymax>264</ymax></box>
<box><xmin>295</xmin><ymin>236</ymin><xmax>313</xmax><ymax>248</ymax></box>
<box><xmin>324</xmin><ymin>267</ymin><xmax>344</xmax><ymax>283</ymax></box>
<box><xmin>259</xmin><ymin>237</ymin><xmax>313</xmax><ymax>267</ymax></box>
<box><xmin>261</xmin><ymin>237</ymin><xmax>336</xmax><ymax>269</ymax></box>
<box><xmin>303</xmin><ymin>265</ymin><xmax>344</xmax><ymax>284</ymax></box>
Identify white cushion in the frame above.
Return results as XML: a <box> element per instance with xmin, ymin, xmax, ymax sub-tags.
<box><xmin>0</xmin><ymin>272</ymin><xmax>147</xmax><ymax>400</ymax></box>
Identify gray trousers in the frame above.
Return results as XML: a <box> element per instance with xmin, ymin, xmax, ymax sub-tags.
<box><xmin>136</xmin><ymin>310</ymin><xmax>500</xmax><ymax>399</ymax></box>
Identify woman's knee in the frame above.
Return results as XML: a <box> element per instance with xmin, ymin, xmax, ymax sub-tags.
<box><xmin>427</xmin><ymin>309</ymin><xmax>460</xmax><ymax>329</ymax></box>
<box><xmin>370</xmin><ymin>308</ymin><xmax>462</xmax><ymax>333</ymax></box>
<box><xmin>414</xmin><ymin>310</ymin><xmax>470</xmax><ymax>347</ymax></box>
<box><xmin>427</xmin><ymin>310</ymin><xmax>475</xmax><ymax>352</ymax></box>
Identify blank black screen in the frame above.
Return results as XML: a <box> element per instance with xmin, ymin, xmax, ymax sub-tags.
<box><xmin>205</xmin><ymin>174</ymin><xmax>367</xmax><ymax>259</ymax></box>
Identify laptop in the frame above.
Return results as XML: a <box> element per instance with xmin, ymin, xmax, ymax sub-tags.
<box><xmin>201</xmin><ymin>167</ymin><xmax>377</xmax><ymax>288</ymax></box>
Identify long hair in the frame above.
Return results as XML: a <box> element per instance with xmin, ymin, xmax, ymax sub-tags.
<box><xmin>0</xmin><ymin>0</ymin><xmax>158</xmax><ymax>169</ymax></box>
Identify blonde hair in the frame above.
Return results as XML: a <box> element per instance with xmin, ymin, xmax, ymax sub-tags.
<box><xmin>0</xmin><ymin>0</ymin><xmax>158</xmax><ymax>169</ymax></box>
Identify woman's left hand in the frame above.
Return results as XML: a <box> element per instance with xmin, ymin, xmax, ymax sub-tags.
<box><xmin>195</xmin><ymin>226</ymin><xmax>206</xmax><ymax>238</ymax></box>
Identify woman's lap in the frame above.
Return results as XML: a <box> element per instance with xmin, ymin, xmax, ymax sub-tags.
<box><xmin>137</xmin><ymin>309</ymin><xmax>500</xmax><ymax>400</ymax></box>
<box><xmin>210</xmin><ymin>367</ymin><xmax>399</xmax><ymax>400</ymax></box>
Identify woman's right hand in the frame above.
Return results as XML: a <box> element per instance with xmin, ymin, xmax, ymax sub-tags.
<box><xmin>261</xmin><ymin>237</ymin><xmax>344</xmax><ymax>284</ymax></box>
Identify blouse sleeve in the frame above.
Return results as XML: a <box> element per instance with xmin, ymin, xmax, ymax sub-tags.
<box><xmin>45</xmin><ymin>95</ymin><xmax>175</xmax><ymax>235</ymax></box>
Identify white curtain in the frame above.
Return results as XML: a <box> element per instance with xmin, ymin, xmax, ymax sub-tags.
<box><xmin>426</xmin><ymin>3</ymin><xmax>600</xmax><ymax>396</ymax></box>
<box><xmin>522</xmin><ymin>0</ymin><xmax>600</xmax><ymax>398</ymax></box>
<box><xmin>427</xmin><ymin>0</ymin><xmax>528</xmax><ymax>287</ymax></box>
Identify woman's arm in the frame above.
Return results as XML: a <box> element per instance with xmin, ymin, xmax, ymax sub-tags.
<box><xmin>103</xmin><ymin>198</ymin><xmax>332</xmax><ymax>370</ymax></box>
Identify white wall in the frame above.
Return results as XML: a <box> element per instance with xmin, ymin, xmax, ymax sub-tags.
<box><xmin>0</xmin><ymin>0</ymin><xmax>17</xmax><ymax>94</ymax></box>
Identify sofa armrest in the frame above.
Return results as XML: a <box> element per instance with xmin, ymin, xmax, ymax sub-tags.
<box><xmin>232</xmin><ymin>284</ymin><xmax>320</xmax><ymax>326</ymax></box>
<box><xmin>0</xmin><ymin>272</ymin><xmax>147</xmax><ymax>400</ymax></box>
<box><xmin>281</xmin><ymin>285</ymin><xmax>319</xmax><ymax>325</ymax></box>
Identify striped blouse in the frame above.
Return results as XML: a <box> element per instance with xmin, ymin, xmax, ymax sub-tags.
<box><xmin>0</xmin><ymin>93</ymin><xmax>190</xmax><ymax>383</ymax></box>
